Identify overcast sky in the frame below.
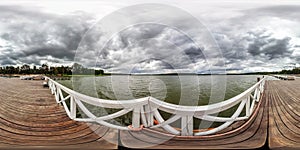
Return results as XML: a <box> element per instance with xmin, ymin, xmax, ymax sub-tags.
<box><xmin>0</xmin><ymin>0</ymin><xmax>299</xmax><ymax>73</ymax></box>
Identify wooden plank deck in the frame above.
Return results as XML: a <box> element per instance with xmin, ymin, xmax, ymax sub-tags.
<box><xmin>120</xmin><ymin>83</ymin><xmax>269</xmax><ymax>149</ymax></box>
<box><xmin>0</xmin><ymin>78</ymin><xmax>117</xmax><ymax>149</ymax></box>
<box><xmin>266</xmin><ymin>79</ymin><xmax>300</xmax><ymax>150</ymax></box>
<box><xmin>120</xmin><ymin>79</ymin><xmax>300</xmax><ymax>149</ymax></box>
<box><xmin>1</xmin><ymin>77</ymin><xmax>299</xmax><ymax>149</ymax></box>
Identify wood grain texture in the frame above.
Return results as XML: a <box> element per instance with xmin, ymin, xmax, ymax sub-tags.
<box><xmin>1</xmin><ymin>77</ymin><xmax>299</xmax><ymax>149</ymax></box>
<box><xmin>119</xmin><ymin>79</ymin><xmax>299</xmax><ymax>149</ymax></box>
<box><xmin>266</xmin><ymin>79</ymin><xmax>300</xmax><ymax>150</ymax></box>
<box><xmin>0</xmin><ymin>78</ymin><xmax>117</xmax><ymax>149</ymax></box>
<box><xmin>120</xmin><ymin>82</ymin><xmax>268</xmax><ymax>149</ymax></box>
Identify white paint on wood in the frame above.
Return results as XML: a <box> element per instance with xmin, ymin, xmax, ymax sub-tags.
<box><xmin>45</xmin><ymin>76</ymin><xmax>268</xmax><ymax>136</ymax></box>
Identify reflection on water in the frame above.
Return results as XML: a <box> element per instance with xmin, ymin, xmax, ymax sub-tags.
<box><xmin>58</xmin><ymin>75</ymin><xmax>261</xmax><ymax>128</ymax></box>
<box><xmin>60</xmin><ymin>75</ymin><xmax>259</xmax><ymax>105</ymax></box>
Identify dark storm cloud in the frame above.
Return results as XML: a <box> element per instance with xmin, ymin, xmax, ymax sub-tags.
<box><xmin>0</xmin><ymin>58</ymin><xmax>15</xmax><ymax>65</ymax></box>
<box><xmin>0</xmin><ymin>5</ymin><xmax>95</xmax><ymax>66</ymax></box>
<box><xmin>1</xmin><ymin>3</ymin><xmax>299</xmax><ymax>73</ymax></box>
<box><xmin>84</xmin><ymin>3</ymin><xmax>300</xmax><ymax>73</ymax></box>
<box><xmin>247</xmin><ymin>37</ymin><xmax>292</xmax><ymax>59</ymax></box>
<box><xmin>205</xmin><ymin>4</ymin><xmax>300</xmax><ymax>72</ymax></box>
<box><xmin>184</xmin><ymin>46</ymin><xmax>204</xmax><ymax>62</ymax></box>
<box><xmin>212</xmin><ymin>29</ymin><xmax>295</xmax><ymax>72</ymax></box>
<box><xmin>90</xmin><ymin>23</ymin><xmax>206</xmax><ymax>73</ymax></box>
<box><xmin>102</xmin><ymin>24</ymin><xmax>166</xmax><ymax>53</ymax></box>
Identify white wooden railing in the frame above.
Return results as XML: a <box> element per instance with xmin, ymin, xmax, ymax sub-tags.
<box><xmin>273</xmin><ymin>75</ymin><xmax>295</xmax><ymax>80</ymax></box>
<box><xmin>45</xmin><ymin>76</ymin><xmax>266</xmax><ymax>136</ymax></box>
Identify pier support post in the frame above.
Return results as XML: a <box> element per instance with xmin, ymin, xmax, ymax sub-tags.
<box><xmin>246</xmin><ymin>97</ymin><xmax>250</xmax><ymax>117</ymax></box>
<box><xmin>144</xmin><ymin>104</ymin><xmax>153</xmax><ymax>127</ymax></box>
<box><xmin>132</xmin><ymin>107</ymin><xmax>141</xmax><ymax>129</ymax></box>
<box><xmin>70</xmin><ymin>96</ymin><xmax>76</xmax><ymax>119</ymax></box>
<box><xmin>181</xmin><ymin>115</ymin><xmax>193</xmax><ymax>136</ymax></box>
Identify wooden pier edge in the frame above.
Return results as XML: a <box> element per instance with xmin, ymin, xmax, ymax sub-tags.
<box><xmin>267</xmin><ymin>80</ymin><xmax>300</xmax><ymax>150</ymax></box>
<box><xmin>119</xmin><ymin>79</ymin><xmax>300</xmax><ymax>149</ymax></box>
<box><xmin>119</xmin><ymin>82</ymin><xmax>268</xmax><ymax>149</ymax></box>
<box><xmin>0</xmin><ymin>78</ymin><xmax>117</xmax><ymax>149</ymax></box>
<box><xmin>1</xmin><ymin>77</ymin><xmax>299</xmax><ymax>149</ymax></box>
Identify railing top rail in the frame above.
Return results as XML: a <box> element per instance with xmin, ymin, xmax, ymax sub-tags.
<box><xmin>45</xmin><ymin>77</ymin><xmax>148</xmax><ymax>108</ymax></box>
<box><xmin>149</xmin><ymin>78</ymin><xmax>265</xmax><ymax>114</ymax></box>
<box><xmin>45</xmin><ymin>75</ymin><xmax>268</xmax><ymax>136</ymax></box>
<box><xmin>45</xmin><ymin>76</ymin><xmax>266</xmax><ymax>113</ymax></box>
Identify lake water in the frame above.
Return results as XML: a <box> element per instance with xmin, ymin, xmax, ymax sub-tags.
<box><xmin>59</xmin><ymin>75</ymin><xmax>261</xmax><ymax>105</ymax></box>
<box><xmin>58</xmin><ymin>75</ymin><xmax>262</xmax><ymax>128</ymax></box>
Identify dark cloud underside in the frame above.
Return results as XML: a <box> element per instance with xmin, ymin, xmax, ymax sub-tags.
<box><xmin>0</xmin><ymin>5</ymin><xmax>95</xmax><ymax>66</ymax></box>
<box><xmin>0</xmin><ymin>3</ymin><xmax>299</xmax><ymax>73</ymax></box>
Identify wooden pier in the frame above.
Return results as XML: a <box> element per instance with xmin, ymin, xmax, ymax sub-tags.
<box><xmin>120</xmin><ymin>78</ymin><xmax>299</xmax><ymax>149</ymax></box>
<box><xmin>0</xmin><ymin>77</ymin><xmax>299</xmax><ymax>149</ymax></box>
<box><xmin>266</xmin><ymin>79</ymin><xmax>300</xmax><ymax>149</ymax></box>
<box><xmin>273</xmin><ymin>75</ymin><xmax>295</xmax><ymax>80</ymax></box>
<box><xmin>0</xmin><ymin>78</ymin><xmax>117</xmax><ymax>149</ymax></box>
<box><xmin>120</xmin><ymin>85</ymin><xmax>268</xmax><ymax>149</ymax></box>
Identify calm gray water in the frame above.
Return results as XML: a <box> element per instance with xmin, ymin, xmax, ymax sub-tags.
<box><xmin>58</xmin><ymin>75</ymin><xmax>261</xmax><ymax>127</ymax></box>
<box><xmin>59</xmin><ymin>75</ymin><xmax>260</xmax><ymax>105</ymax></box>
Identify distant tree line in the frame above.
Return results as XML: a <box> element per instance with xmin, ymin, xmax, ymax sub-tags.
<box><xmin>72</xmin><ymin>63</ymin><xmax>104</xmax><ymax>75</ymax></box>
<box><xmin>278</xmin><ymin>68</ymin><xmax>300</xmax><ymax>74</ymax></box>
<box><xmin>1</xmin><ymin>63</ymin><xmax>299</xmax><ymax>75</ymax></box>
<box><xmin>0</xmin><ymin>63</ymin><xmax>104</xmax><ymax>76</ymax></box>
<box><xmin>250</xmin><ymin>67</ymin><xmax>300</xmax><ymax>75</ymax></box>
<box><xmin>229</xmin><ymin>67</ymin><xmax>300</xmax><ymax>75</ymax></box>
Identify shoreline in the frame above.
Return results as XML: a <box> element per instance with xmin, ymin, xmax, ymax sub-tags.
<box><xmin>1</xmin><ymin>73</ymin><xmax>299</xmax><ymax>77</ymax></box>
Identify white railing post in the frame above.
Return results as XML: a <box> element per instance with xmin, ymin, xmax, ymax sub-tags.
<box><xmin>70</xmin><ymin>96</ymin><xmax>76</xmax><ymax>119</ymax></box>
<box><xmin>44</xmin><ymin>76</ymin><xmax>268</xmax><ymax>136</ymax></box>
<box><xmin>144</xmin><ymin>104</ymin><xmax>153</xmax><ymax>127</ymax></box>
<box><xmin>181</xmin><ymin>115</ymin><xmax>193</xmax><ymax>136</ymax></box>
<box><xmin>246</xmin><ymin>96</ymin><xmax>250</xmax><ymax>117</ymax></box>
<box><xmin>261</xmin><ymin>80</ymin><xmax>265</xmax><ymax>92</ymax></box>
<box><xmin>50</xmin><ymin>82</ymin><xmax>54</xmax><ymax>95</ymax></box>
<box><xmin>132</xmin><ymin>107</ymin><xmax>141</xmax><ymax>129</ymax></box>
<box><xmin>256</xmin><ymin>87</ymin><xmax>260</xmax><ymax>102</ymax></box>
<box><xmin>55</xmin><ymin>86</ymin><xmax>60</xmax><ymax>103</ymax></box>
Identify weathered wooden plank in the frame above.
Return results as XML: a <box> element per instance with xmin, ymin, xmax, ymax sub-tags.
<box><xmin>120</xmin><ymin>86</ymin><xmax>268</xmax><ymax>149</ymax></box>
<box><xmin>119</xmin><ymin>79</ymin><xmax>299</xmax><ymax>149</ymax></box>
<box><xmin>2</xmin><ymin>77</ymin><xmax>300</xmax><ymax>149</ymax></box>
<box><xmin>0</xmin><ymin>78</ymin><xmax>117</xmax><ymax>149</ymax></box>
<box><xmin>267</xmin><ymin>79</ymin><xmax>300</xmax><ymax>150</ymax></box>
